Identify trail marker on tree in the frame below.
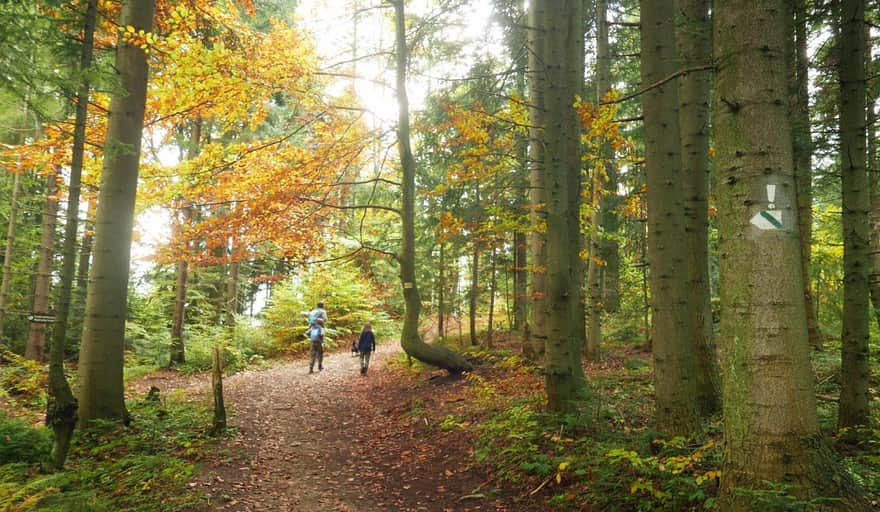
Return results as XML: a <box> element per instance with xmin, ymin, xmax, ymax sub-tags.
<box><xmin>750</xmin><ymin>184</ymin><xmax>783</xmax><ymax>230</ymax></box>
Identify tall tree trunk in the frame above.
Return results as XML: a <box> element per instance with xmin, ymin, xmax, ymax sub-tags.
<box><xmin>511</xmin><ymin>9</ymin><xmax>529</xmax><ymax>336</ymax></box>
<box><xmin>714</xmin><ymin>1</ymin><xmax>869</xmax><ymax>508</ymax></box>
<box><xmin>0</xmin><ymin>172</ymin><xmax>22</xmax><ymax>342</ymax></box>
<box><xmin>788</xmin><ymin>0</ymin><xmax>822</xmax><ymax>349</ymax></box>
<box><xmin>837</xmin><ymin>0</ymin><xmax>870</xmax><ymax>429</ymax></box>
<box><xmin>54</xmin><ymin>0</ymin><xmax>97</xmax><ymax>362</ymax></box>
<box><xmin>46</xmin><ymin>0</ymin><xmax>96</xmax><ymax>468</ymax></box>
<box><xmin>527</xmin><ymin>0</ymin><xmax>547</xmax><ymax>360</ymax></box>
<box><xmin>675</xmin><ymin>0</ymin><xmax>719</xmax><ymax>416</ymax></box>
<box><xmin>25</xmin><ymin>170</ymin><xmax>59</xmax><ymax>361</ymax></box>
<box><xmin>77</xmin><ymin>0</ymin><xmax>156</xmax><ymax>425</ymax></box>
<box><xmin>640</xmin><ymin>0</ymin><xmax>699</xmax><ymax>435</ymax></box>
<box><xmin>393</xmin><ymin>0</ymin><xmax>471</xmax><ymax>374</ymax></box>
<box><xmin>170</xmin><ymin>118</ymin><xmax>201</xmax><ymax>366</ymax></box>
<box><xmin>869</xmin><ymin>26</ymin><xmax>880</xmax><ymax>332</ymax></box>
<box><xmin>596</xmin><ymin>0</ymin><xmax>620</xmax><ymax>314</ymax></box>
<box><xmin>537</xmin><ymin>0</ymin><xmax>586</xmax><ymax>412</ymax></box>
<box><xmin>585</xmin><ymin>0</ymin><xmax>611</xmax><ymax>361</ymax></box>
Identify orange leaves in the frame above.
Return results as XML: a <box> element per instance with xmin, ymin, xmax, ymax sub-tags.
<box><xmin>576</xmin><ymin>90</ymin><xmax>634</xmax><ymax>162</ymax></box>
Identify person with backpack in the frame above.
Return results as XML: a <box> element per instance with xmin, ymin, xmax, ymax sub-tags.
<box><xmin>308</xmin><ymin>301</ymin><xmax>328</xmax><ymax>327</ymax></box>
<box><xmin>356</xmin><ymin>322</ymin><xmax>376</xmax><ymax>375</ymax></box>
<box><xmin>308</xmin><ymin>318</ymin><xmax>325</xmax><ymax>374</ymax></box>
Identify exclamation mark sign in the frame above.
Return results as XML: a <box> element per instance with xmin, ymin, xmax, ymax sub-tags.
<box><xmin>767</xmin><ymin>184</ymin><xmax>776</xmax><ymax>209</ymax></box>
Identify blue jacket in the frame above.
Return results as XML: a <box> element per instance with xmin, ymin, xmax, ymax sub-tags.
<box><xmin>357</xmin><ymin>330</ymin><xmax>375</xmax><ymax>353</ymax></box>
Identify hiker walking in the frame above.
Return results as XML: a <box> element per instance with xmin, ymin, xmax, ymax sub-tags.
<box><xmin>308</xmin><ymin>301</ymin><xmax>328</xmax><ymax>327</ymax></box>
<box><xmin>308</xmin><ymin>318</ymin><xmax>325</xmax><ymax>373</ymax></box>
<box><xmin>357</xmin><ymin>322</ymin><xmax>376</xmax><ymax>375</ymax></box>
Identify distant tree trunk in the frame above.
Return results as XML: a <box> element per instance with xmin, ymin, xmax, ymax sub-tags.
<box><xmin>487</xmin><ymin>242</ymin><xmax>496</xmax><ymax>348</ymax></box>
<box><xmin>170</xmin><ymin>118</ymin><xmax>201</xmax><ymax>366</ymax></box>
<box><xmin>527</xmin><ymin>0</ymin><xmax>547</xmax><ymax>361</ymax></box>
<box><xmin>512</xmin><ymin>12</ymin><xmax>529</xmax><ymax>336</ymax></box>
<box><xmin>788</xmin><ymin>0</ymin><xmax>821</xmax><ymax>349</ymax></box>
<box><xmin>25</xmin><ymin>170</ymin><xmax>59</xmax><ymax>362</ymax></box>
<box><xmin>675</xmin><ymin>0</ymin><xmax>719</xmax><ymax>416</ymax></box>
<box><xmin>77</xmin><ymin>0</ymin><xmax>156</xmax><ymax>425</ymax></box>
<box><xmin>76</xmin><ymin>197</ymin><xmax>96</xmax><ymax>292</ymax></box>
<box><xmin>169</xmin><ymin>208</ymin><xmax>190</xmax><ymax>366</ymax></box>
<box><xmin>640</xmin><ymin>0</ymin><xmax>699</xmax><ymax>435</ymax></box>
<box><xmin>438</xmin><ymin>241</ymin><xmax>445</xmax><ymax>338</ymax></box>
<box><xmin>0</xmin><ymin>172</ymin><xmax>22</xmax><ymax>342</ymax></box>
<box><xmin>393</xmin><ymin>0</ymin><xmax>471</xmax><ymax>374</ymax></box>
<box><xmin>469</xmin><ymin>192</ymin><xmax>479</xmax><ymax>346</ymax></box>
<box><xmin>211</xmin><ymin>345</ymin><xmax>226</xmax><ymax>436</ymax></box>
<box><xmin>585</xmin><ymin>0</ymin><xmax>611</xmax><ymax>361</ymax></box>
<box><xmin>226</xmin><ymin>258</ymin><xmax>239</xmax><ymax>328</ymax></box>
<box><xmin>837</xmin><ymin>0</ymin><xmax>870</xmax><ymax>429</ymax></box>
<box><xmin>46</xmin><ymin>0</ymin><xmax>96</xmax><ymax>467</ymax></box>
<box><xmin>537</xmin><ymin>0</ymin><xmax>586</xmax><ymax>412</ymax></box>
<box><xmin>715</xmin><ymin>1</ymin><xmax>869</xmax><ymax>508</ymax></box>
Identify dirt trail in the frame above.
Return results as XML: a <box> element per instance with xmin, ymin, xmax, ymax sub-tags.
<box><xmin>187</xmin><ymin>343</ymin><xmax>504</xmax><ymax>512</ymax></box>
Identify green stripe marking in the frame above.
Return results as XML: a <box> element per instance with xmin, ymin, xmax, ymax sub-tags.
<box><xmin>759</xmin><ymin>210</ymin><xmax>782</xmax><ymax>229</ymax></box>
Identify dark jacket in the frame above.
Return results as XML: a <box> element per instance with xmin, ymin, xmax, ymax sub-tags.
<box><xmin>357</xmin><ymin>330</ymin><xmax>376</xmax><ymax>353</ymax></box>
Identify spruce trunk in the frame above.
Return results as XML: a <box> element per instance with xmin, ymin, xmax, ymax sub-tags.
<box><xmin>675</xmin><ymin>0</ymin><xmax>719</xmax><ymax>415</ymax></box>
<box><xmin>0</xmin><ymin>172</ymin><xmax>22</xmax><ymax>341</ymax></box>
<box><xmin>837</xmin><ymin>0</ymin><xmax>870</xmax><ymax>429</ymax></box>
<box><xmin>77</xmin><ymin>0</ymin><xmax>156</xmax><ymax>424</ymax></box>
<box><xmin>790</xmin><ymin>0</ymin><xmax>822</xmax><ymax>349</ymax></box>
<box><xmin>714</xmin><ymin>2</ymin><xmax>869</xmax><ymax>508</ymax></box>
<box><xmin>538</xmin><ymin>0</ymin><xmax>586</xmax><ymax>412</ymax></box>
<box><xmin>393</xmin><ymin>0</ymin><xmax>471</xmax><ymax>374</ymax></box>
<box><xmin>640</xmin><ymin>0</ymin><xmax>699</xmax><ymax>435</ymax></box>
<box><xmin>526</xmin><ymin>0</ymin><xmax>547</xmax><ymax>360</ymax></box>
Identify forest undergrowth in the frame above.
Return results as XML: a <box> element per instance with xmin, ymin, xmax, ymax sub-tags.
<box><xmin>0</xmin><ymin>329</ymin><xmax>877</xmax><ymax>511</ymax></box>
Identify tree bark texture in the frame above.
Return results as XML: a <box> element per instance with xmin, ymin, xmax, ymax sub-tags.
<box><xmin>675</xmin><ymin>0</ymin><xmax>720</xmax><ymax>416</ymax></box>
<box><xmin>77</xmin><ymin>0</ymin><xmax>156</xmax><ymax>425</ymax></box>
<box><xmin>25</xmin><ymin>170</ymin><xmax>59</xmax><ymax>362</ymax></box>
<box><xmin>837</xmin><ymin>0</ymin><xmax>870</xmax><ymax>429</ymax></box>
<box><xmin>0</xmin><ymin>172</ymin><xmax>22</xmax><ymax>342</ymax></box>
<box><xmin>714</xmin><ymin>2</ymin><xmax>869</xmax><ymax>509</ymax></box>
<box><xmin>527</xmin><ymin>0</ymin><xmax>547</xmax><ymax>361</ymax></box>
<box><xmin>789</xmin><ymin>0</ymin><xmax>822</xmax><ymax>349</ymax></box>
<box><xmin>536</xmin><ymin>0</ymin><xmax>586</xmax><ymax>412</ymax></box>
<box><xmin>869</xmin><ymin>27</ymin><xmax>880</xmax><ymax>332</ymax></box>
<box><xmin>640</xmin><ymin>0</ymin><xmax>699</xmax><ymax>435</ymax></box>
<box><xmin>393</xmin><ymin>0</ymin><xmax>471</xmax><ymax>374</ymax></box>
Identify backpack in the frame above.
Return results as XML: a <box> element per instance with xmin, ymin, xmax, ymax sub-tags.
<box><xmin>309</xmin><ymin>325</ymin><xmax>323</xmax><ymax>342</ymax></box>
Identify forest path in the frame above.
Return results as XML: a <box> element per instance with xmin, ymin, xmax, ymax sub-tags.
<box><xmin>185</xmin><ymin>341</ymin><xmax>501</xmax><ymax>512</ymax></box>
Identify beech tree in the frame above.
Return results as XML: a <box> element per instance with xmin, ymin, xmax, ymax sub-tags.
<box><xmin>77</xmin><ymin>0</ymin><xmax>156</xmax><ymax>424</ymax></box>
<box><xmin>392</xmin><ymin>0</ymin><xmax>471</xmax><ymax>374</ymax></box>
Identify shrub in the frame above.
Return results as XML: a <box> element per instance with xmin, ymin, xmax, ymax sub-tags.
<box><xmin>263</xmin><ymin>262</ymin><xmax>393</xmax><ymax>349</ymax></box>
<box><xmin>0</xmin><ymin>413</ymin><xmax>50</xmax><ymax>464</ymax></box>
